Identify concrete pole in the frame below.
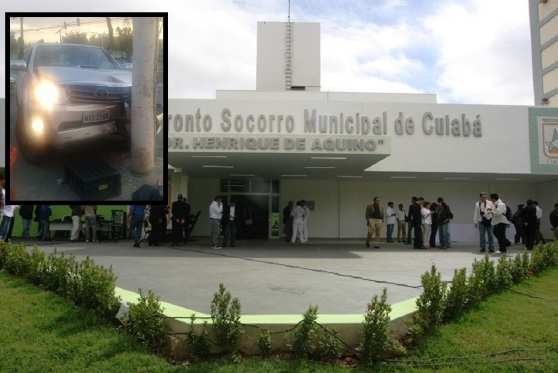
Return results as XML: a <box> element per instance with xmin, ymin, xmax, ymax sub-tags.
<box><xmin>131</xmin><ymin>17</ymin><xmax>157</xmax><ymax>174</ymax></box>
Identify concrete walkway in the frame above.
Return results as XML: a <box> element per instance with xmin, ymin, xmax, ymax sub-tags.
<box><xmin>28</xmin><ymin>239</ymin><xmax>525</xmax><ymax>315</ymax></box>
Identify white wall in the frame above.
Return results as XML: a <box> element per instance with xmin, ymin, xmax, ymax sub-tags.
<box><xmin>188</xmin><ymin>177</ymin><xmax>219</xmax><ymax>236</ymax></box>
<box><xmin>170</xmin><ymin>99</ymin><xmax>532</xmax><ymax>175</ymax></box>
<box><xmin>536</xmin><ymin>180</ymin><xmax>558</xmax><ymax>237</ymax></box>
<box><xmin>280</xmin><ymin>178</ymin><xmax>537</xmax><ymax>243</ymax></box>
<box><xmin>280</xmin><ymin>179</ymin><xmax>340</xmax><ymax>238</ymax></box>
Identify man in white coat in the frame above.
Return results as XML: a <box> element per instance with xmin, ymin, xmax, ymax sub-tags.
<box><xmin>208</xmin><ymin>196</ymin><xmax>223</xmax><ymax>249</ymax></box>
<box><xmin>473</xmin><ymin>192</ymin><xmax>495</xmax><ymax>253</ymax></box>
<box><xmin>489</xmin><ymin>193</ymin><xmax>511</xmax><ymax>254</ymax></box>
<box><xmin>291</xmin><ymin>201</ymin><xmax>306</xmax><ymax>244</ymax></box>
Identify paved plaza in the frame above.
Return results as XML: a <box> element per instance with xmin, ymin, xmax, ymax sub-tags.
<box><xmin>29</xmin><ymin>239</ymin><xmax>526</xmax><ymax>315</ymax></box>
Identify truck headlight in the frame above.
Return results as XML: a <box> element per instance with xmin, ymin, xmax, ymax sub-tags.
<box><xmin>34</xmin><ymin>80</ymin><xmax>61</xmax><ymax>110</ymax></box>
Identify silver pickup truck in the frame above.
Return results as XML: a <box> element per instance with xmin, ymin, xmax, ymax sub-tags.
<box><xmin>15</xmin><ymin>43</ymin><xmax>132</xmax><ymax>162</ymax></box>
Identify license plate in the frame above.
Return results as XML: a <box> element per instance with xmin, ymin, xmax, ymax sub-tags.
<box><xmin>83</xmin><ymin>110</ymin><xmax>110</xmax><ymax>124</ymax></box>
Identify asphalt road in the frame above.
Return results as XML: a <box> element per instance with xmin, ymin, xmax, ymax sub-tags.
<box><xmin>9</xmin><ymin>87</ymin><xmax>164</xmax><ymax>201</ymax></box>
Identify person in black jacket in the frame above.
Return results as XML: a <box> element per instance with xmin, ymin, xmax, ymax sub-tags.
<box><xmin>550</xmin><ymin>203</ymin><xmax>558</xmax><ymax>241</ymax></box>
<box><xmin>406</xmin><ymin>196</ymin><xmax>417</xmax><ymax>245</ymax></box>
<box><xmin>512</xmin><ymin>204</ymin><xmax>525</xmax><ymax>244</ymax></box>
<box><xmin>410</xmin><ymin>197</ymin><xmax>425</xmax><ymax>249</ymax></box>
<box><xmin>429</xmin><ymin>202</ymin><xmax>439</xmax><ymax>248</ymax></box>
<box><xmin>522</xmin><ymin>200</ymin><xmax>538</xmax><ymax>251</ymax></box>
<box><xmin>223</xmin><ymin>201</ymin><xmax>238</xmax><ymax>247</ymax></box>
<box><xmin>171</xmin><ymin>194</ymin><xmax>190</xmax><ymax>246</ymax></box>
<box><xmin>283</xmin><ymin>201</ymin><xmax>294</xmax><ymax>242</ymax></box>
<box><xmin>19</xmin><ymin>205</ymin><xmax>34</xmax><ymax>240</ymax></box>
<box><xmin>149</xmin><ymin>204</ymin><xmax>165</xmax><ymax>246</ymax></box>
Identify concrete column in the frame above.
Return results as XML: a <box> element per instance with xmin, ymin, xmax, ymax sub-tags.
<box><xmin>131</xmin><ymin>17</ymin><xmax>157</xmax><ymax>174</ymax></box>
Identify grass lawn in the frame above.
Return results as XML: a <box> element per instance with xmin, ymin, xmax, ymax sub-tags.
<box><xmin>1</xmin><ymin>268</ymin><xmax>558</xmax><ymax>372</ymax></box>
<box><xmin>0</xmin><ymin>271</ymin><xmax>176</xmax><ymax>373</ymax></box>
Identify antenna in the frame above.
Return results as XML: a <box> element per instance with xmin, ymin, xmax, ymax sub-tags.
<box><xmin>288</xmin><ymin>0</ymin><xmax>291</xmax><ymax>23</ymax></box>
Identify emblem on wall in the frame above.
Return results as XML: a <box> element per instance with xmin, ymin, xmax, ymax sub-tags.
<box><xmin>529</xmin><ymin>108</ymin><xmax>558</xmax><ymax>173</ymax></box>
<box><xmin>542</xmin><ymin>122</ymin><xmax>558</xmax><ymax>158</ymax></box>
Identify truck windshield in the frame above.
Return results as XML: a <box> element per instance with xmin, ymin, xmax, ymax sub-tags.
<box><xmin>34</xmin><ymin>45</ymin><xmax>119</xmax><ymax>70</ymax></box>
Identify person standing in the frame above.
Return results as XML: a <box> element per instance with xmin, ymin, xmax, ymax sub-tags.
<box><xmin>209</xmin><ymin>197</ymin><xmax>223</xmax><ymax>249</ymax></box>
<box><xmin>83</xmin><ymin>205</ymin><xmax>97</xmax><ymax>243</ymax></box>
<box><xmin>128</xmin><ymin>205</ymin><xmax>145</xmax><ymax>247</ymax></box>
<box><xmin>522</xmin><ymin>200</ymin><xmax>538</xmax><ymax>250</ymax></box>
<box><xmin>224</xmin><ymin>201</ymin><xmax>237</xmax><ymax>247</ymax></box>
<box><xmin>512</xmin><ymin>204</ymin><xmax>525</xmax><ymax>244</ymax></box>
<box><xmin>0</xmin><ymin>205</ymin><xmax>18</xmax><ymax>242</ymax></box>
<box><xmin>473</xmin><ymin>193</ymin><xmax>495</xmax><ymax>253</ymax></box>
<box><xmin>490</xmin><ymin>194</ymin><xmax>511</xmax><ymax>254</ymax></box>
<box><xmin>385</xmin><ymin>202</ymin><xmax>396</xmax><ymax>243</ymax></box>
<box><xmin>35</xmin><ymin>205</ymin><xmax>52</xmax><ymax>241</ymax></box>
<box><xmin>282</xmin><ymin>201</ymin><xmax>294</xmax><ymax>243</ymax></box>
<box><xmin>301</xmin><ymin>200</ymin><xmax>310</xmax><ymax>243</ymax></box>
<box><xmin>396</xmin><ymin>203</ymin><xmax>407</xmax><ymax>243</ymax></box>
<box><xmin>171</xmin><ymin>194</ymin><xmax>189</xmax><ymax>246</ymax></box>
<box><xmin>365</xmin><ymin>197</ymin><xmax>384</xmax><ymax>249</ymax></box>
<box><xmin>19</xmin><ymin>205</ymin><xmax>34</xmax><ymax>240</ymax></box>
<box><xmin>291</xmin><ymin>201</ymin><xmax>306</xmax><ymax>244</ymax></box>
<box><xmin>421</xmin><ymin>202</ymin><xmax>432</xmax><ymax>248</ymax></box>
<box><xmin>406</xmin><ymin>197</ymin><xmax>417</xmax><ymax>245</ymax></box>
<box><xmin>437</xmin><ymin>198</ymin><xmax>453</xmax><ymax>250</ymax></box>
<box><xmin>534</xmin><ymin>201</ymin><xmax>545</xmax><ymax>244</ymax></box>
<box><xmin>549</xmin><ymin>203</ymin><xmax>558</xmax><ymax>241</ymax></box>
<box><xmin>70</xmin><ymin>205</ymin><xmax>82</xmax><ymax>241</ymax></box>
<box><xmin>429</xmin><ymin>202</ymin><xmax>439</xmax><ymax>248</ymax></box>
<box><xmin>410</xmin><ymin>197</ymin><xmax>425</xmax><ymax>249</ymax></box>
<box><xmin>149</xmin><ymin>204</ymin><xmax>165</xmax><ymax>246</ymax></box>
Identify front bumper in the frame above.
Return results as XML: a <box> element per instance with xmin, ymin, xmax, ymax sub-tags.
<box><xmin>30</xmin><ymin>102</ymin><xmax>129</xmax><ymax>147</ymax></box>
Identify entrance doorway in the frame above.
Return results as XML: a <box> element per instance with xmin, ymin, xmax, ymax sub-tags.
<box><xmin>220</xmin><ymin>178</ymin><xmax>280</xmax><ymax>240</ymax></box>
<box><xmin>230</xmin><ymin>195</ymin><xmax>269</xmax><ymax>239</ymax></box>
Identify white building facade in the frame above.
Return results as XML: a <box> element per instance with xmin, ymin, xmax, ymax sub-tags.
<box><xmin>169</xmin><ymin>21</ymin><xmax>558</xmax><ymax>243</ymax></box>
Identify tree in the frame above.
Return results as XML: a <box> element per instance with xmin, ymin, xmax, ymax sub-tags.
<box><xmin>106</xmin><ymin>17</ymin><xmax>114</xmax><ymax>51</ymax></box>
<box><xmin>115</xmin><ymin>25</ymin><xmax>133</xmax><ymax>59</ymax></box>
<box><xmin>9</xmin><ymin>31</ymin><xmax>19</xmax><ymax>58</ymax></box>
<box><xmin>62</xmin><ymin>32</ymin><xmax>88</xmax><ymax>44</ymax></box>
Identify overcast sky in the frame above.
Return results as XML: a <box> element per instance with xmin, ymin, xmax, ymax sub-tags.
<box><xmin>2</xmin><ymin>0</ymin><xmax>534</xmax><ymax>105</ymax></box>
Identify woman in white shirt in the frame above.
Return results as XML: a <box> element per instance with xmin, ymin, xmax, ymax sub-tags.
<box><xmin>421</xmin><ymin>202</ymin><xmax>432</xmax><ymax>248</ymax></box>
<box><xmin>0</xmin><ymin>205</ymin><xmax>19</xmax><ymax>242</ymax></box>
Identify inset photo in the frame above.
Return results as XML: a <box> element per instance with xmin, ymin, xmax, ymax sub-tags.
<box><xmin>6</xmin><ymin>13</ymin><xmax>167</xmax><ymax>203</ymax></box>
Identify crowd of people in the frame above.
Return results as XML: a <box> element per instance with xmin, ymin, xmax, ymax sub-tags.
<box><xmin>355</xmin><ymin>193</ymin><xmax>558</xmax><ymax>254</ymax></box>
<box><xmin>363</xmin><ymin>196</ymin><xmax>453</xmax><ymax>250</ymax></box>
<box><xmin>474</xmin><ymin>193</ymin><xmax>558</xmax><ymax>253</ymax></box>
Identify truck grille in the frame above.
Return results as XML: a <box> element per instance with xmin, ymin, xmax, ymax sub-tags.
<box><xmin>66</xmin><ymin>85</ymin><xmax>131</xmax><ymax>104</ymax></box>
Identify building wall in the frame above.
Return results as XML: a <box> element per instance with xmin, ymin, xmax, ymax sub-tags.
<box><xmin>188</xmin><ymin>177</ymin><xmax>220</xmax><ymax>236</ymax></box>
<box><xmin>536</xmin><ymin>179</ymin><xmax>558</xmax><ymax>236</ymax></box>
<box><xmin>187</xmin><ymin>177</ymin><xmax>555</xmax><ymax>241</ymax></box>
<box><xmin>530</xmin><ymin>0</ymin><xmax>558</xmax><ymax>105</ymax></box>
<box><xmin>280</xmin><ymin>179</ymin><xmax>539</xmax><ymax>242</ymax></box>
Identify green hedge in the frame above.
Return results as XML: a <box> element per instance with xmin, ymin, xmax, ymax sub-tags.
<box><xmin>412</xmin><ymin>241</ymin><xmax>558</xmax><ymax>343</ymax></box>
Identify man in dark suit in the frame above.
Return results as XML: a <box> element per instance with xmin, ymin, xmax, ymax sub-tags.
<box><xmin>522</xmin><ymin>200</ymin><xmax>538</xmax><ymax>251</ymax></box>
<box><xmin>410</xmin><ymin>197</ymin><xmax>425</xmax><ymax>249</ymax></box>
<box><xmin>172</xmin><ymin>194</ymin><xmax>190</xmax><ymax>246</ymax></box>
<box><xmin>149</xmin><ymin>204</ymin><xmax>165</xmax><ymax>246</ymax></box>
